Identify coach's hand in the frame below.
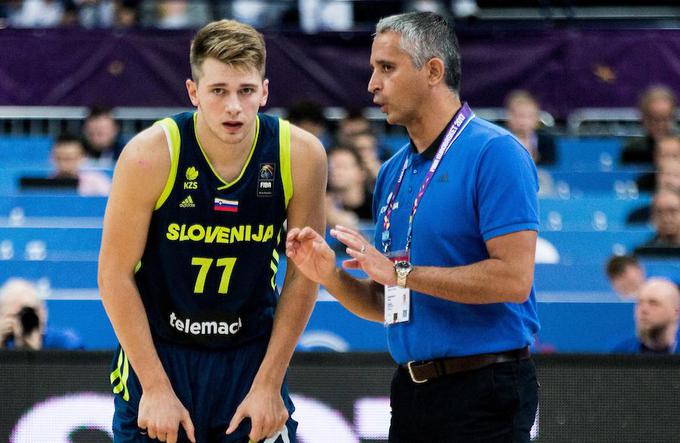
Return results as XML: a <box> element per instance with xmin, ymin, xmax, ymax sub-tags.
<box><xmin>226</xmin><ymin>383</ymin><xmax>288</xmax><ymax>442</ymax></box>
<box><xmin>138</xmin><ymin>381</ymin><xmax>196</xmax><ymax>443</ymax></box>
<box><xmin>332</xmin><ymin>225</ymin><xmax>397</xmax><ymax>286</ymax></box>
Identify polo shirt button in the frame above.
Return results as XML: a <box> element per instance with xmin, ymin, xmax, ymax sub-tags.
<box><xmin>413</xmin><ymin>169</ymin><xmax>418</xmax><ymax>174</ymax></box>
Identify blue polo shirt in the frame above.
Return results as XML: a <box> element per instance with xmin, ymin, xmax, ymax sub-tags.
<box><xmin>372</xmin><ymin>108</ymin><xmax>540</xmax><ymax>364</ymax></box>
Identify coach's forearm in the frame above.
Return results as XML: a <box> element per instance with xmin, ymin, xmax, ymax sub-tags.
<box><xmin>323</xmin><ymin>269</ymin><xmax>384</xmax><ymax>323</ymax></box>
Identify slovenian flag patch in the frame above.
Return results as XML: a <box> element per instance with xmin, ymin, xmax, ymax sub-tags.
<box><xmin>214</xmin><ymin>198</ymin><xmax>238</xmax><ymax>212</ymax></box>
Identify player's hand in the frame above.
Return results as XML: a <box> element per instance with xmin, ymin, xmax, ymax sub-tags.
<box><xmin>137</xmin><ymin>382</ymin><xmax>196</xmax><ymax>443</ymax></box>
<box><xmin>225</xmin><ymin>383</ymin><xmax>288</xmax><ymax>442</ymax></box>
<box><xmin>331</xmin><ymin>225</ymin><xmax>397</xmax><ymax>286</ymax></box>
<box><xmin>286</xmin><ymin>226</ymin><xmax>337</xmax><ymax>285</ymax></box>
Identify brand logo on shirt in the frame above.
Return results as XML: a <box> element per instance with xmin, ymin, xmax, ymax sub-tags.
<box><xmin>184</xmin><ymin>166</ymin><xmax>199</xmax><ymax>190</ymax></box>
<box><xmin>170</xmin><ymin>312</ymin><xmax>242</xmax><ymax>336</ymax></box>
<box><xmin>179</xmin><ymin>195</ymin><xmax>195</xmax><ymax>208</ymax></box>
<box><xmin>257</xmin><ymin>163</ymin><xmax>275</xmax><ymax>197</ymax></box>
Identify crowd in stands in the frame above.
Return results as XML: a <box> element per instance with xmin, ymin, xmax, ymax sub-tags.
<box><xmin>0</xmin><ymin>0</ymin><xmax>479</xmax><ymax>30</ymax></box>
<box><xmin>1</xmin><ymin>78</ymin><xmax>680</xmax><ymax>353</ymax></box>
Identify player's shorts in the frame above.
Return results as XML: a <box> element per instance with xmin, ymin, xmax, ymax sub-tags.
<box><xmin>110</xmin><ymin>335</ymin><xmax>297</xmax><ymax>443</ymax></box>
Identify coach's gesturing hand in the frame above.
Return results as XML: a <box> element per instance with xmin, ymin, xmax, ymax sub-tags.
<box><xmin>138</xmin><ymin>381</ymin><xmax>196</xmax><ymax>443</ymax></box>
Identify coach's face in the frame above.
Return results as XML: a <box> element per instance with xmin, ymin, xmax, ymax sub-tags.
<box><xmin>368</xmin><ymin>32</ymin><xmax>431</xmax><ymax>127</ymax></box>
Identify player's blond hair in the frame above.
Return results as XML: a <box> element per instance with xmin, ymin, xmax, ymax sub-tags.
<box><xmin>190</xmin><ymin>19</ymin><xmax>266</xmax><ymax>81</ymax></box>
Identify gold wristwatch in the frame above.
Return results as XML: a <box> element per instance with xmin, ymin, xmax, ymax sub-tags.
<box><xmin>394</xmin><ymin>261</ymin><xmax>413</xmax><ymax>288</ymax></box>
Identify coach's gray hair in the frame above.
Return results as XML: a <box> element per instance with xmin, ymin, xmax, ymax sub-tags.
<box><xmin>376</xmin><ymin>11</ymin><xmax>461</xmax><ymax>92</ymax></box>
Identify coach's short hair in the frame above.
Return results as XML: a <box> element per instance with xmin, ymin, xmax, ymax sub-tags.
<box><xmin>376</xmin><ymin>11</ymin><xmax>461</xmax><ymax>92</ymax></box>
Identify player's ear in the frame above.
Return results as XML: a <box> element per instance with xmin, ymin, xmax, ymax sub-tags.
<box><xmin>260</xmin><ymin>78</ymin><xmax>269</xmax><ymax>107</ymax></box>
<box><xmin>186</xmin><ymin>79</ymin><xmax>199</xmax><ymax>107</ymax></box>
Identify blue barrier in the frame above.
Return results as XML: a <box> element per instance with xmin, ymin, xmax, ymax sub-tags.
<box><xmin>0</xmin><ymin>194</ymin><xmax>107</xmax><ymax>218</ymax></box>
<box><xmin>0</xmin><ymin>226</ymin><xmax>101</xmax><ymax>261</ymax></box>
<box><xmin>555</xmin><ymin>137</ymin><xmax>624</xmax><ymax>171</ymax></box>
<box><xmin>546</xmin><ymin>170</ymin><xmax>651</xmax><ymax>197</ymax></box>
<box><xmin>539</xmin><ymin>196</ymin><xmax>651</xmax><ymax>231</ymax></box>
<box><xmin>539</xmin><ymin>230</ymin><xmax>652</xmax><ymax>264</ymax></box>
<box><xmin>44</xmin><ymin>296</ymin><xmax>638</xmax><ymax>353</ymax></box>
<box><xmin>0</xmin><ymin>136</ymin><xmax>53</xmax><ymax>167</ymax></box>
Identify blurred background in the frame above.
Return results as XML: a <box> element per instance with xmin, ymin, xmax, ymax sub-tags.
<box><xmin>1</xmin><ymin>1</ymin><xmax>680</xmax><ymax>442</ymax></box>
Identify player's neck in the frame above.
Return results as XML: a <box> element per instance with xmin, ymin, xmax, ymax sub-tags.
<box><xmin>407</xmin><ymin>92</ymin><xmax>462</xmax><ymax>154</ymax></box>
<box><xmin>195</xmin><ymin>115</ymin><xmax>256</xmax><ymax>167</ymax></box>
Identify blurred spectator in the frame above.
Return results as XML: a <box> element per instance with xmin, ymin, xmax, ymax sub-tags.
<box><xmin>621</xmin><ymin>85</ymin><xmax>677</xmax><ymax>165</ymax></box>
<box><xmin>337</xmin><ymin>109</ymin><xmax>371</xmax><ymax>144</ymax></box>
<box><xmin>72</xmin><ymin>0</ymin><xmax>140</xmax><ymax>28</ymax></box>
<box><xmin>0</xmin><ymin>278</ymin><xmax>84</xmax><ymax>350</ymax></box>
<box><xmin>634</xmin><ymin>189</ymin><xmax>680</xmax><ymax>255</ymax></box>
<box><xmin>299</xmin><ymin>0</ymin><xmax>353</xmax><ymax>33</ymax></box>
<box><xmin>451</xmin><ymin>0</ymin><xmax>478</xmax><ymax>18</ymax></box>
<box><xmin>326</xmin><ymin>144</ymin><xmax>373</xmax><ymax>230</ymax></box>
<box><xmin>350</xmin><ymin>130</ymin><xmax>381</xmax><ymax>185</ymax></box>
<box><xmin>505</xmin><ymin>90</ymin><xmax>556</xmax><ymax>196</ymax></box>
<box><xmin>115</xmin><ymin>0</ymin><xmax>139</xmax><ymax>27</ymax></box>
<box><xmin>154</xmin><ymin>0</ymin><xmax>209</xmax><ymax>29</ymax></box>
<box><xmin>337</xmin><ymin>110</ymin><xmax>388</xmax><ymax>183</ymax></box>
<box><xmin>287</xmin><ymin>100</ymin><xmax>330</xmax><ymax>146</ymax></box>
<box><xmin>81</xmin><ymin>105</ymin><xmax>126</xmax><ymax>166</ymax></box>
<box><xmin>605</xmin><ymin>254</ymin><xmax>646</xmax><ymax>299</ymax></box>
<box><xmin>231</xmin><ymin>0</ymin><xmax>290</xmax><ymax>28</ymax></box>
<box><xmin>611</xmin><ymin>278</ymin><xmax>679</xmax><ymax>354</ymax></box>
<box><xmin>635</xmin><ymin>136</ymin><xmax>680</xmax><ymax>193</ymax></box>
<box><xmin>7</xmin><ymin>0</ymin><xmax>65</xmax><ymax>27</ymax></box>
<box><xmin>505</xmin><ymin>90</ymin><xmax>556</xmax><ymax>166</ymax></box>
<box><xmin>51</xmin><ymin>134</ymin><xmax>112</xmax><ymax>196</ymax></box>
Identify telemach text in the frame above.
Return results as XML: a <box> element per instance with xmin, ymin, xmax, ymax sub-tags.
<box><xmin>169</xmin><ymin>312</ymin><xmax>242</xmax><ymax>336</ymax></box>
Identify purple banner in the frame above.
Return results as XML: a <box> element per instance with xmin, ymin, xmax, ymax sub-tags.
<box><xmin>1</xmin><ymin>27</ymin><xmax>679</xmax><ymax>117</ymax></box>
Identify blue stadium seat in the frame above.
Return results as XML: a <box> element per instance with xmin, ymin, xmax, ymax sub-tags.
<box><xmin>547</xmin><ymin>170</ymin><xmax>651</xmax><ymax>197</ymax></box>
<box><xmin>555</xmin><ymin>137</ymin><xmax>624</xmax><ymax>171</ymax></box>
<box><xmin>0</xmin><ymin>136</ymin><xmax>53</xmax><ymax>167</ymax></box>
<box><xmin>0</xmin><ymin>260</ymin><xmax>98</xmax><ymax>289</ymax></box>
<box><xmin>540</xmin><ymin>230</ymin><xmax>653</xmax><ymax>265</ymax></box>
<box><xmin>0</xmin><ymin>195</ymin><xmax>107</xmax><ymax>218</ymax></box>
<box><xmin>0</xmin><ymin>226</ymin><xmax>101</xmax><ymax>261</ymax></box>
<box><xmin>539</xmin><ymin>196</ymin><xmax>652</xmax><ymax>231</ymax></box>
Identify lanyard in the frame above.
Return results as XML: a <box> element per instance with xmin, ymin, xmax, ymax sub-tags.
<box><xmin>381</xmin><ymin>102</ymin><xmax>474</xmax><ymax>254</ymax></box>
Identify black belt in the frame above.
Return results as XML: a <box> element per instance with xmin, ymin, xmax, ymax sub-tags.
<box><xmin>401</xmin><ymin>347</ymin><xmax>531</xmax><ymax>384</ymax></box>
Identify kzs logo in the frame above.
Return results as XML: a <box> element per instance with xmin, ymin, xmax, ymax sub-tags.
<box><xmin>184</xmin><ymin>166</ymin><xmax>199</xmax><ymax>190</ymax></box>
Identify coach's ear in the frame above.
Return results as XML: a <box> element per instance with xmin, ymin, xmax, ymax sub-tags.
<box><xmin>426</xmin><ymin>57</ymin><xmax>446</xmax><ymax>87</ymax></box>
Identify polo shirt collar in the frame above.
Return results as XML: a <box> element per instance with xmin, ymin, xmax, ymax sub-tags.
<box><xmin>408</xmin><ymin>105</ymin><xmax>464</xmax><ymax>160</ymax></box>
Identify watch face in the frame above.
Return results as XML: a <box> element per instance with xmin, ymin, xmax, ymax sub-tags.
<box><xmin>395</xmin><ymin>261</ymin><xmax>409</xmax><ymax>270</ymax></box>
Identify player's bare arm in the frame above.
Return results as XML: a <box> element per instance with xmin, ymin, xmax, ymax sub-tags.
<box><xmin>98</xmin><ymin>126</ymin><xmax>195</xmax><ymax>443</ymax></box>
<box><xmin>227</xmin><ymin>125</ymin><xmax>327</xmax><ymax>441</ymax></box>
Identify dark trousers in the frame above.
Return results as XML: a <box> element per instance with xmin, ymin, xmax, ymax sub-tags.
<box><xmin>388</xmin><ymin>358</ymin><xmax>538</xmax><ymax>443</ymax></box>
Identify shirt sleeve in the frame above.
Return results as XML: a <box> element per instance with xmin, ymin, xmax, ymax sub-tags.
<box><xmin>476</xmin><ymin>135</ymin><xmax>540</xmax><ymax>242</ymax></box>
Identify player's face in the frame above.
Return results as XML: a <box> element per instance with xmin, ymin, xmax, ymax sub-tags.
<box><xmin>187</xmin><ymin>57</ymin><xmax>269</xmax><ymax>146</ymax></box>
<box><xmin>368</xmin><ymin>32</ymin><xmax>430</xmax><ymax>127</ymax></box>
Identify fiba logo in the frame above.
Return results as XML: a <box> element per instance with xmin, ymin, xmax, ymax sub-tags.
<box><xmin>259</xmin><ymin>164</ymin><xmax>275</xmax><ymax>180</ymax></box>
<box><xmin>258</xmin><ymin>163</ymin><xmax>275</xmax><ymax>197</ymax></box>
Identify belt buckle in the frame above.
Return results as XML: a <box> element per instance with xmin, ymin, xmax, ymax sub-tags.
<box><xmin>407</xmin><ymin>361</ymin><xmax>428</xmax><ymax>384</ymax></box>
